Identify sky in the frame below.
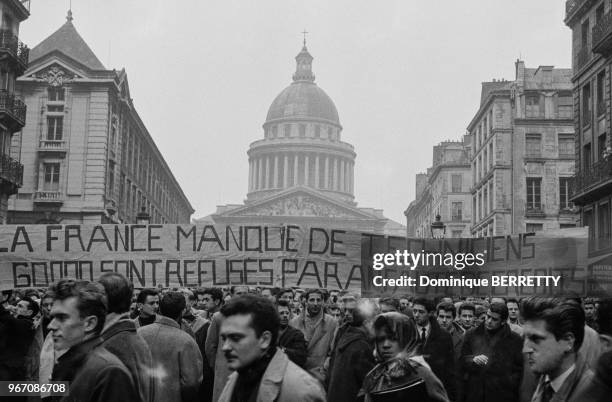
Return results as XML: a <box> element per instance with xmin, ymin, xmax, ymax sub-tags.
<box><xmin>17</xmin><ymin>0</ymin><xmax>572</xmax><ymax>224</ymax></box>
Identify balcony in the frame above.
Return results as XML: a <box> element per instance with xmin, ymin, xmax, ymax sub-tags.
<box><xmin>0</xmin><ymin>90</ymin><xmax>26</xmax><ymax>131</ymax></box>
<box><xmin>525</xmin><ymin>204</ymin><xmax>545</xmax><ymax>217</ymax></box>
<box><xmin>33</xmin><ymin>191</ymin><xmax>64</xmax><ymax>204</ymax></box>
<box><xmin>571</xmin><ymin>158</ymin><xmax>612</xmax><ymax>204</ymax></box>
<box><xmin>576</xmin><ymin>46</ymin><xmax>592</xmax><ymax>72</ymax></box>
<box><xmin>566</xmin><ymin>0</ymin><xmax>582</xmax><ymax>16</ymax></box>
<box><xmin>37</xmin><ymin>139</ymin><xmax>67</xmax><ymax>155</ymax></box>
<box><xmin>0</xmin><ymin>153</ymin><xmax>23</xmax><ymax>194</ymax></box>
<box><xmin>0</xmin><ymin>30</ymin><xmax>29</xmax><ymax>72</ymax></box>
<box><xmin>593</xmin><ymin>11</ymin><xmax>612</xmax><ymax>55</ymax></box>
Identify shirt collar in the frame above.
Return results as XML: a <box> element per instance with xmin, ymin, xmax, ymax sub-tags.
<box><xmin>545</xmin><ymin>363</ymin><xmax>575</xmax><ymax>392</ymax></box>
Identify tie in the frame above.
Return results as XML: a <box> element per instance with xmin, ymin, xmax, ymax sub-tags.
<box><xmin>421</xmin><ymin>327</ymin><xmax>427</xmax><ymax>343</ymax></box>
<box><xmin>541</xmin><ymin>380</ymin><xmax>554</xmax><ymax>402</ymax></box>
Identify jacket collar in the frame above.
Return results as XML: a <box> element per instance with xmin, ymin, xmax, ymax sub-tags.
<box><xmin>101</xmin><ymin>316</ymin><xmax>137</xmax><ymax>340</ymax></box>
<box><xmin>257</xmin><ymin>349</ymin><xmax>289</xmax><ymax>402</ymax></box>
<box><xmin>53</xmin><ymin>336</ymin><xmax>103</xmax><ymax>381</ymax></box>
<box><xmin>535</xmin><ymin>354</ymin><xmax>589</xmax><ymax>401</ymax></box>
<box><xmin>155</xmin><ymin>314</ymin><xmax>181</xmax><ymax>329</ymax></box>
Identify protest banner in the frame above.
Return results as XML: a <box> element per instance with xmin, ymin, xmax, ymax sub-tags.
<box><xmin>0</xmin><ymin>224</ymin><xmax>363</xmax><ymax>291</ymax></box>
<box><xmin>359</xmin><ymin>228</ymin><xmax>609</xmax><ymax>298</ymax></box>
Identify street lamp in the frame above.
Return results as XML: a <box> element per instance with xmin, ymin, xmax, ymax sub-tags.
<box><xmin>430</xmin><ymin>214</ymin><xmax>446</xmax><ymax>239</ymax></box>
<box><xmin>136</xmin><ymin>207</ymin><xmax>151</xmax><ymax>225</ymax></box>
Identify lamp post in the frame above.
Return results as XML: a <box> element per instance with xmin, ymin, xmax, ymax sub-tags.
<box><xmin>136</xmin><ymin>207</ymin><xmax>151</xmax><ymax>225</ymax></box>
<box><xmin>430</xmin><ymin>214</ymin><xmax>446</xmax><ymax>239</ymax></box>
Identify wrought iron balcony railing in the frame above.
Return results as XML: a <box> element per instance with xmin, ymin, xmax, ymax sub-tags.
<box><xmin>0</xmin><ymin>90</ymin><xmax>26</xmax><ymax>128</ymax></box>
<box><xmin>593</xmin><ymin>11</ymin><xmax>612</xmax><ymax>55</ymax></box>
<box><xmin>572</xmin><ymin>158</ymin><xmax>612</xmax><ymax>195</ymax></box>
<box><xmin>0</xmin><ymin>30</ymin><xmax>29</xmax><ymax>69</ymax></box>
<box><xmin>0</xmin><ymin>152</ymin><xmax>23</xmax><ymax>187</ymax></box>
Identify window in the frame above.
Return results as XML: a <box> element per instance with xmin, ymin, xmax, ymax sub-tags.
<box><xmin>107</xmin><ymin>161</ymin><xmax>115</xmax><ymax>198</ymax></box>
<box><xmin>558</xmin><ymin>134</ymin><xmax>574</xmax><ymax>158</ymax></box>
<box><xmin>451</xmin><ymin>174</ymin><xmax>462</xmax><ymax>192</ymax></box>
<box><xmin>598</xmin><ymin>134</ymin><xmax>607</xmax><ymax>161</ymax></box>
<box><xmin>483</xmin><ymin>188</ymin><xmax>488</xmax><ymax>216</ymax></box>
<box><xmin>47</xmin><ymin>116</ymin><xmax>63</xmax><ymax>140</ymax></box>
<box><xmin>581</xmin><ymin>20</ymin><xmax>589</xmax><ymax>47</ymax></box>
<box><xmin>557</xmin><ymin>94</ymin><xmax>573</xmax><ymax>118</ymax></box>
<box><xmin>284</xmin><ymin>124</ymin><xmax>291</xmax><ymax>137</ymax></box>
<box><xmin>526</xmin><ymin>134</ymin><xmax>542</xmax><ymax>157</ymax></box>
<box><xmin>328</xmin><ymin>127</ymin><xmax>333</xmax><ymax>140</ymax></box>
<box><xmin>596</xmin><ymin>4</ymin><xmax>605</xmax><ymax>23</ymax></box>
<box><xmin>451</xmin><ymin>230</ymin><xmax>463</xmax><ymax>238</ymax></box>
<box><xmin>451</xmin><ymin>202</ymin><xmax>463</xmax><ymax>221</ymax></box>
<box><xmin>48</xmin><ymin>87</ymin><xmax>65</xmax><ymax>102</ymax></box>
<box><xmin>489</xmin><ymin>181</ymin><xmax>494</xmax><ymax>211</ymax></box>
<box><xmin>559</xmin><ymin>177</ymin><xmax>572</xmax><ymax>210</ymax></box>
<box><xmin>584</xmin><ymin>143</ymin><xmax>592</xmax><ymax>170</ymax></box>
<box><xmin>526</xmin><ymin>178</ymin><xmax>542</xmax><ymax>210</ymax></box>
<box><xmin>43</xmin><ymin>163</ymin><xmax>60</xmax><ymax>191</ymax></box>
<box><xmin>526</xmin><ymin>223</ymin><xmax>543</xmax><ymax>233</ymax></box>
<box><xmin>582</xmin><ymin>84</ymin><xmax>591</xmax><ymax>126</ymax></box>
<box><xmin>0</xmin><ymin>70</ymin><xmax>9</xmax><ymax>91</ymax></box>
<box><xmin>271</xmin><ymin>125</ymin><xmax>278</xmax><ymax>138</ymax></box>
<box><xmin>299</xmin><ymin>124</ymin><xmax>306</xmax><ymax>137</ymax></box>
<box><xmin>315</xmin><ymin>125</ymin><xmax>321</xmax><ymax>138</ymax></box>
<box><xmin>525</xmin><ymin>94</ymin><xmax>541</xmax><ymax>118</ymax></box>
<box><xmin>597</xmin><ymin>71</ymin><xmax>606</xmax><ymax>116</ymax></box>
<box><xmin>489</xmin><ymin>142</ymin><xmax>494</xmax><ymax>168</ymax></box>
<box><xmin>598</xmin><ymin>203</ymin><xmax>611</xmax><ymax>249</ymax></box>
<box><xmin>584</xmin><ymin>209</ymin><xmax>594</xmax><ymax>242</ymax></box>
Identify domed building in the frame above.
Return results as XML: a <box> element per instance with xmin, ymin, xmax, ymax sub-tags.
<box><xmin>202</xmin><ymin>42</ymin><xmax>404</xmax><ymax>235</ymax></box>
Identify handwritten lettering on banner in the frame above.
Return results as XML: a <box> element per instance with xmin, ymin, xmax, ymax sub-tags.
<box><xmin>0</xmin><ymin>225</ymin><xmax>363</xmax><ymax>291</ymax></box>
<box><xmin>360</xmin><ymin>228</ymin><xmax>601</xmax><ymax>297</ymax></box>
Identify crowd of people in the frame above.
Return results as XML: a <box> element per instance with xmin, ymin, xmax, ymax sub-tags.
<box><xmin>1</xmin><ymin>277</ymin><xmax>611</xmax><ymax>402</ymax></box>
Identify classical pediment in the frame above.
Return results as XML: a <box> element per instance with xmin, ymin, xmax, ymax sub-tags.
<box><xmin>221</xmin><ymin>188</ymin><xmax>380</xmax><ymax>220</ymax></box>
<box><xmin>24</xmin><ymin>61</ymin><xmax>84</xmax><ymax>86</ymax></box>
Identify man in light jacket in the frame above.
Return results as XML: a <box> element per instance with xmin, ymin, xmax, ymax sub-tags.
<box><xmin>139</xmin><ymin>291</ymin><xmax>203</xmax><ymax>402</ymax></box>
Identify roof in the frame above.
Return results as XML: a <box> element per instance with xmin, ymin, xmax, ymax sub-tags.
<box><xmin>29</xmin><ymin>19</ymin><xmax>105</xmax><ymax>71</ymax></box>
<box><xmin>266</xmin><ymin>81</ymin><xmax>340</xmax><ymax>125</ymax></box>
<box><xmin>480</xmin><ymin>81</ymin><xmax>511</xmax><ymax>105</ymax></box>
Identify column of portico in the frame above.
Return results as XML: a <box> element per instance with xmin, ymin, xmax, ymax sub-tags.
<box><xmin>314</xmin><ymin>154</ymin><xmax>320</xmax><ymax>188</ymax></box>
<box><xmin>283</xmin><ymin>154</ymin><xmax>289</xmax><ymax>188</ymax></box>
<box><xmin>333</xmin><ymin>157</ymin><xmax>339</xmax><ymax>190</ymax></box>
<box><xmin>248</xmin><ymin>159</ymin><xmax>253</xmax><ymax>191</ymax></box>
<box><xmin>340</xmin><ymin>159</ymin><xmax>345</xmax><ymax>192</ymax></box>
<box><xmin>304</xmin><ymin>154</ymin><xmax>310</xmax><ymax>186</ymax></box>
<box><xmin>324</xmin><ymin>156</ymin><xmax>330</xmax><ymax>189</ymax></box>
<box><xmin>293</xmin><ymin>154</ymin><xmax>299</xmax><ymax>186</ymax></box>
<box><xmin>273</xmin><ymin>156</ymin><xmax>279</xmax><ymax>188</ymax></box>
<box><xmin>264</xmin><ymin>156</ymin><xmax>270</xmax><ymax>189</ymax></box>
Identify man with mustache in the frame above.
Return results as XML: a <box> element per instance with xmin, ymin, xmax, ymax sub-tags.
<box><xmin>217</xmin><ymin>294</ymin><xmax>324</xmax><ymax>402</ymax></box>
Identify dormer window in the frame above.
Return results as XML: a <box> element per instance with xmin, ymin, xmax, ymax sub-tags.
<box><xmin>48</xmin><ymin>87</ymin><xmax>65</xmax><ymax>102</ymax></box>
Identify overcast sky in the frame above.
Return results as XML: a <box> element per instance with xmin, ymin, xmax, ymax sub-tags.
<box><xmin>18</xmin><ymin>0</ymin><xmax>571</xmax><ymax>224</ymax></box>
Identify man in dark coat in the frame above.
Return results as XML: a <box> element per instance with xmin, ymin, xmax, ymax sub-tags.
<box><xmin>326</xmin><ymin>297</ymin><xmax>375</xmax><ymax>402</ymax></box>
<box><xmin>414</xmin><ymin>297</ymin><xmax>457</xmax><ymax>401</ymax></box>
<box><xmin>99</xmin><ymin>272</ymin><xmax>154</xmax><ymax>402</ymax></box>
<box><xmin>48</xmin><ymin>279</ymin><xmax>138</xmax><ymax>402</ymax></box>
<box><xmin>277</xmin><ymin>300</ymin><xmax>308</xmax><ymax>367</ymax></box>
<box><xmin>461</xmin><ymin>302</ymin><xmax>523</xmax><ymax>402</ymax></box>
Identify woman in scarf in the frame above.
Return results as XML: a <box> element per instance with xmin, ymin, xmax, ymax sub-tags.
<box><xmin>360</xmin><ymin>312</ymin><xmax>449</xmax><ymax>402</ymax></box>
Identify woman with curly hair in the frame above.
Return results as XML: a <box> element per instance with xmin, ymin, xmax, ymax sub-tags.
<box><xmin>360</xmin><ymin>312</ymin><xmax>449</xmax><ymax>402</ymax></box>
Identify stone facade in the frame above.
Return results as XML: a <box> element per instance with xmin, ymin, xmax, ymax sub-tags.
<box><xmin>8</xmin><ymin>13</ymin><xmax>193</xmax><ymax>224</ymax></box>
<box><xmin>468</xmin><ymin>61</ymin><xmax>578</xmax><ymax>237</ymax></box>
<box><xmin>0</xmin><ymin>0</ymin><xmax>29</xmax><ymax>223</ymax></box>
<box><xmin>565</xmin><ymin>0</ymin><xmax>612</xmax><ymax>254</ymax></box>
<box><xmin>405</xmin><ymin>136</ymin><xmax>473</xmax><ymax>238</ymax></box>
